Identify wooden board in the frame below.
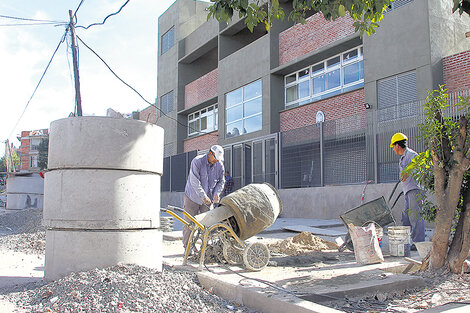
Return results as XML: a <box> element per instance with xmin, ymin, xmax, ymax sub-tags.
<box><xmin>282</xmin><ymin>225</ymin><xmax>348</xmax><ymax>237</ymax></box>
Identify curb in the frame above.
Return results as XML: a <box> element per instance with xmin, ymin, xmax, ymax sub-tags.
<box><xmin>197</xmin><ymin>271</ymin><xmax>343</xmax><ymax>313</ymax></box>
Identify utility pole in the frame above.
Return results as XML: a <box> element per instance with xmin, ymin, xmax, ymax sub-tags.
<box><xmin>69</xmin><ymin>10</ymin><xmax>82</xmax><ymax>116</ymax></box>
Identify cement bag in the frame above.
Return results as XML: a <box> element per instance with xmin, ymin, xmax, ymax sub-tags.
<box><xmin>348</xmin><ymin>223</ymin><xmax>384</xmax><ymax>265</ymax></box>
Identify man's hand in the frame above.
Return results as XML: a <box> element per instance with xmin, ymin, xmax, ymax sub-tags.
<box><xmin>401</xmin><ymin>173</ymin><xmax>409</xmax><ymax>182</ymax></box>
<box><xmin>213</xmin><ymin>194</ymin><xmax>219</xmax><ymax>203</ymax></box>
<box><xmin>202</xmin><ymin>197</ymin><xmax>211</xmax><ymax>205</ymax></box>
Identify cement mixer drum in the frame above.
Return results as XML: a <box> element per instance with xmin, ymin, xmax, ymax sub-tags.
<box><xmin>220</xmin><ymin>183</ymin><xmax>282</xmax><ymax>240</ymax></box>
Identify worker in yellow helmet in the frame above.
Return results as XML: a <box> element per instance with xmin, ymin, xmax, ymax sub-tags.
<box><xmin>390</xmin><ymin>133</ymin><xmax>425</xmax><ymax>250</ymax></box>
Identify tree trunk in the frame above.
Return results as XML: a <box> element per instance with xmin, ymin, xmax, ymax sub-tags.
<box><xmin>447</xmin><ymin>191</ymin><xmax>470</xmax><ymax>274</ymax></box>
<box><xmin>431</xmin><ymin>168</ymin><xmax>466</xmax><ymax>269</ymax></box>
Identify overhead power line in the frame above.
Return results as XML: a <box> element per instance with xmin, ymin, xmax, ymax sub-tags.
<box><xmin>75</xmin><ymin>35</ymin><xmax>219</xmax><ymax>138</ymax></box>
<box><xmin>76</xmin><ymin>0</ymin><xmax>130</xmax><ymax>30</ymax></box>
<box><xmin>7</xmin><ymin>30</ymin><xmax>69</xmax><ymax>141</ymax></box>
<box><xmin>0</xmin><ymin>14</ymin><xmax>65</xmax><ymax>24</ymax></box>
<box><xmin>0</xmin><ymin>22</ymin><xmax>63</xmax><ymax>27</ymax></box>
<box><xmin>73</xmin><ymin>0</ymin><xmax>86</xmax><ymax>20</ymax></box>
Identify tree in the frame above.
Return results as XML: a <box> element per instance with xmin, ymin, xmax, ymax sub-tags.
<box><xmin>408</xmin><ymin>87</ymin><xmax>470</xmax><ymax>274</ymax></box>
<box><xmin>208</xmin><ymin>0</ymin><xmax>470</xmax><ymax>35</ymax></box>
<box><xmin>38</xmin><ymin>137</ymin><xmax>49</xmax><ymax>171</ymax></box>
<box><xmin>0</xmin><ymin>148</ymin><xmax>20</xmax><ymax>173</ymax></box>
<box><xmin>454</xmin><ymin>0</ymin><xmax>470</xmax><ymax>15</ymax></box>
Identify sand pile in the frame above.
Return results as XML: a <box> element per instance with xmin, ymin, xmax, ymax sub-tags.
<box><xmin>269</xmin><ymin>231</ymin><xmax>338</xmax><ymax>256</ymax></box>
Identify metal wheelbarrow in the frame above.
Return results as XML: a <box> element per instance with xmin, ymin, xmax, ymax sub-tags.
<box><xmin>339</xmin><ymin>182</ymin><xmax>402</xmax><ymax>251</ymax></box>
<box><xmin>163</xmin><ymin>183</ymin><xmax>282</xmax><ymax>271</ymax></box>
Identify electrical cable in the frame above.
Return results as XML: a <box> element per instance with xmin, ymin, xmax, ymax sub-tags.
<box><xmin>73</xmin><ymin>0</ymin><xmax>86</xmax><ymax>20</ymax></box>
<box><xmin>0</xmin><ymin>14</ymin><xmax>65</xmax><ymax>23</ymax></box>
<box><xmin>0</xmin><ymin>22</ymin><xmax>66</xmax><ymax>27</ymax></box>
<box><xmin>75</xmin><ymin>34</ymin><xmax>219</xmax><ymax>138</ymax></box>
<box><xmin>76</xmin><ymin>0</ymin><xmax>130</xmax><ymax>30</ymax></box>
<box><xmin>6</xmin><ymin>30</ymin><xmax>69</xmax><ymax>141</ymax></box>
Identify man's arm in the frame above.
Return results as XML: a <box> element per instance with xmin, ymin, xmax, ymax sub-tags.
<box><xmin>212</xmin><ymin>165</ymin><xmax>226</xmax><ymax>202</ymax></box>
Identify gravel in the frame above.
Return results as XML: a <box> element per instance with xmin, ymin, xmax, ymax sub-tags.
<box><xmin>2</xmin><ymin>264</ymin><xmax>255</xmax><ymax>313</ymax></box>
<box><xmin>0</xmin><ymin>208</ymin><xmax>258</xmax><ymax>313</ymax></box>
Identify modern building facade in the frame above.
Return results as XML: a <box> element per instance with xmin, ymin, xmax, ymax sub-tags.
<box><xmin>17</xmin><ymin>129</ymin><xmax>49</xmax><ymax>172</ymax></box>
<box><xmin>157</xmin><ymin>0</ymin><xmax>470</xmax><ymax>218</ymax></box>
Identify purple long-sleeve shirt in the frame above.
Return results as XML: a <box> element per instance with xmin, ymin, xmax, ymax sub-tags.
<box><xmin>185</xmin><ymin>154</ymin><xmax>225</xmax><ymax>205</ymax></box>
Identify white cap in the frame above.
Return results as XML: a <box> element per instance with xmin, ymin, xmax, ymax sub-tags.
<box><xmin>210</xmin><ymin>145</ymin><xmax>224</xmax><ymax>162</ymax></box>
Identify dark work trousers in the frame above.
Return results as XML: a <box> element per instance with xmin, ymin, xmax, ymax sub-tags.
<box><xmin>182</xmin><ymin>194</ymin><xmax>209</xmax><ymax>248</ymax></box>
<box><xmin>402</xmin><ymin>189</ymin><xmax>426</xmax><ymax>243</ymax></box>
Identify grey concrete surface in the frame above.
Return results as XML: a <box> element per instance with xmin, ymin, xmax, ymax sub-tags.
<box><xmin>48</xmin><ymin>117</ymin><xmax>164</xmax><ymax>174</ymax></box>
<box><xmin>6</xmin><ymin>175</ymin><xmax>44</xmax><ymax>194</ymax></box>
<box><xmin>44</xmin><ymin>117</ymin><xmax>165</xmax><ymax>281</ymax></box>
<box><xmin>162</xmin><ymin>182</ymin><xmax>406</xmax><ymax>223</ymax></box>
<box><xmin>162</xmin><ymin>224</ymin><xmax>427</xmax><ymax>313</ymax></box>
<box><xmin>45</xmin><ymin>229</ymin><xmax>162</xmax><ymax>281</ymax></box>
<box><xmin>43</xmin><ymin>169</ymin><xmax>160</xmax><ymax>229</ymax></box>
<box><xmin>6</xmin><ymin>194</ymin><xmax>43</xmax><ymax>210</ymax></box>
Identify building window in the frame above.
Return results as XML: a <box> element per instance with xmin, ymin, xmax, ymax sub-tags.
<box><xmin>161</xmin><ymin>27</ymin><xmax>174</xmax><ymax>54</ymax></box>
<box><xmin>284</xmin><ymin>46</ymin><xmax>364</xmax><ymax>109</ymax></box>
<box><xmin>160</xmin><ymin>91</ymin><xmax>174</xmax><ymax>114</ymax></box>
<box><xmin>188</xmin><ymin>104</ymin><xmax>218</xmax><ymax>136</ymax></box>
<box><xmin>30</xmin><ymin>155</ymin><xmax>38</xmax><ymax>168</ymax></box>
<box><xmin>226</xmin><ymin>80</ymin><xmax>262</xmax><ymax>138</ymax></box>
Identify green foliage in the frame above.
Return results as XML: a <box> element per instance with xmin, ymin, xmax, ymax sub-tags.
<box><xmin>38</xmin><ymin>138</ymin><xmax>49</xmax><ymax>171</ymax></box>
<box><xmin>207</xmin><ymin>0</ymin><xmax>393</xmax><ymax>36</ymax></box>
<box><xmin>453</xmin><ymin>0</ymin><xmax>470</xmax><ymax>15</ymax></box>
<box><xmin>0</xmin><ymin>149</ymin><xmax>20</xmax><ymax>172</ymax></box>
<box><xmin>406</xmin><ymin>86</ymin><xmax>470</xmax><ymax>222</ymax></box>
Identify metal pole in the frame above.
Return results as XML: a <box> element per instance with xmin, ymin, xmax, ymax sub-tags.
<box><xmin>69</xmin><ymin>10</ymin><xmax>82</xmax><ymax>116</ymax></box>
<box><xmin>320</xmin><ymin>121</ymin><xmax>324</xmax><ymax>187</ymax></box>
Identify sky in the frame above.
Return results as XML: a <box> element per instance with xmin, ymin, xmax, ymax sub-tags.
<box><xmin>0</xmin><ymin>0</ymin><xmax>197</xmax><ymax>157</ymax></box>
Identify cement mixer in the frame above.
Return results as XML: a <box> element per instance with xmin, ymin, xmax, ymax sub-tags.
<box><xmin>164</xmin><ymin>183</ymin><xmax>282</xmax><ymax>271</ymax></box>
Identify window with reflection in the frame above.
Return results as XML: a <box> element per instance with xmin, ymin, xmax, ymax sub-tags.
<box><xmin>187</xmin><ymin>104</ymin><xmax>218</xmax><ymax>136</ymax></box>
<box><xmin>284</xmin><ymin>46</ymin><xmax>364</xmax><ymax>109</ymax></box>
<box><xmin>226</xmin><ymin>80</ymin><xmax>262</xmax><ymax>138</ymax></box>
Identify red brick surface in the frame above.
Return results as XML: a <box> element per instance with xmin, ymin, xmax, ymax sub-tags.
<box><xmin>185</xmin><ymin>69</ymin><xmax>218</xmax><ymax>109</ymax></box>
<box><xmin>279</xmin><ymin>13</ymin><xmax>355</xmax><ymax>66</ymax></box>
<box><xmin>443</xmin><ymin>50</ymin><xmax>470</xmax><ymax>92</ymax></box>
<box><xmin>139</xmin><ymin>105</ymin><xmax>157</xmax><ymax>123</ymax></box>
<box><xmin>280</xmin><ymin>89</ymin><xmax>365</xmax><ymax>132</ymax></box>
<box><xmin>184</xmin><ymin>131</ymin><xmax>218</xmax><ymax>152</ymax></box>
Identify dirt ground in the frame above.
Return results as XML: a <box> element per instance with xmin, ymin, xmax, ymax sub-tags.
<box><xmin>1</xmin><ymin>209</ymin><xmax>469</xmax><ymax>313</ymax></box>
<box><xmin>262</xmin><ymin>232</ymin><xmax>470</xmax><ymax>312</ymax></box>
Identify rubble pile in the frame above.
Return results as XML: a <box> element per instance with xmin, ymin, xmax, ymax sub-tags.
<box><xmin>0</xmin><ymin>208</ymin><xmax>44</xmax><ymax>234</ymax></box>
<box><xmin>3</xmin><ymin>264</ymin><xmax>254</xmax><ymax>313</ymax></box>
<box><xmin>0</xmin><ymin>209</ymin><xmax>258</xmax><ymax>313</ymax></box>
<box><xmin>268</xmin><ymin>231</ymin><xmax>338</xmax><ymax>256</ymax></box>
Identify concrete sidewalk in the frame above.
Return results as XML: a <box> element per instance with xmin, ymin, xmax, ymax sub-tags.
<box><xmin>162</xmin><ymin>218</ymin><xmax>434</xmax><ymax>313</ymax></box>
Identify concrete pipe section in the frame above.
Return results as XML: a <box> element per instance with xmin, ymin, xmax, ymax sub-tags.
<box><xmin>43</xmin><ymin>117</ymin><xmax>164</xmax><ymax>281</ymax></box>
<box><xmin>6</xmin><ymin>174</ymin><xmax>44</xmax><ymax>210</ymax></box>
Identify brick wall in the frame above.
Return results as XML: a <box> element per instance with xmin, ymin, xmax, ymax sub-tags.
<box><xmin>139</xmin><ymin>105</ymin><xmax>157</xmax><ymax>123</ymax></box>
<box><xmin>280</xmin><ymin>89</ymin><xmax>365</xmax><ymax>132</ymax></box>
<box><xmin>443</xmin><ymin>50</ymin><xmax>470</xmax><ymax>92</ymax></box>
<box><xmin>185</xmin><ymin>69</ymin><xmax>218</xmax><ymax>109</ymax></box>
<box><xmin>184</xmin><ymin>131</ymin><xmax>218</xmax><ymax>152</ymax></box>
<box><xmin>279</xmin><ymin>13</ymin><xmax>355</xmax><ymax>66</ymax></box>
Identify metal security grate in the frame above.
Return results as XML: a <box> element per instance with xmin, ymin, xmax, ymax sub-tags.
<box><xmin>280</xmin><ymin>113</ymin><xmax>367</xmax><ymax>188</ymax></box>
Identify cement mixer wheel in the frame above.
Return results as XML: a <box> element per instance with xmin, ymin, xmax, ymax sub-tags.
<box><xmin>243</xmin><ymin>242</ymin><xmax>270</xmax><ymax>271</ymax></box>
<box><xmin>223</xmin><ymin>244</ymin><xmax>243</xmax><ymax>265</ymax></box>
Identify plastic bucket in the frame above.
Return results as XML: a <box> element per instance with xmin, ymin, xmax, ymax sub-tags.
<box><xmin>388</xmin><ymin>226</ymin><xmax>411</xmax><ymax>257</ymax></box>
<box><xmin>376</xmin><ymin>225</ymin><xmax>384</xmax><ymax>248</ymax></box>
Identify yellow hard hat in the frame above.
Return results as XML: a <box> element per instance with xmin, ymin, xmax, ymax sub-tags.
<box><xmin>390</xmin><ymin>133</ymin><xmax>408</xmax><ymax>147</ymax></box>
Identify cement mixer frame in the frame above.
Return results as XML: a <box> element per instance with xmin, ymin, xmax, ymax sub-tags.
<box><xmin>163</xmin><ymin>183</ymin><xmax>282</xmax><ymax>271</ymax></box>
<box><xmin>164</xmin><ymin>205</ymin><xmax>269</xmax><ymax>271</ymax></box>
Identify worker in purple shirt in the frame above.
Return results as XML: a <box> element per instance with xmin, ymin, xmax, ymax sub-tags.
<box><xmin>182</xmin><ymin>145</ymin><xmax>225</xmax><ymax>249</ymax></box>
<box><xmin>390</xmin><ymin>133</ymin><xmax>426</xmax><ymax>248</ymax></box>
